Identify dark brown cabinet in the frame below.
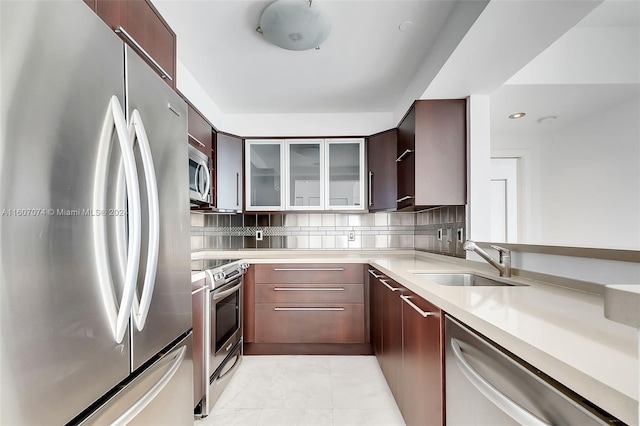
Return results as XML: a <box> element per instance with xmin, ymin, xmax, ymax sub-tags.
<box><xmin>248</xmin><ymin>264</ymin><xmax>367</xmax><ymax>349</ymax></box>
<box><xmin>368</xmin><ymin>268</ymin><xmax>405</xmax><ymax>400</ymax></box>
<box><xmin>367</xmin><ymin>129</ymin><xmax>398</xmax><ymax>212</ymax></box>
<box><xmin>369</xmin><ymin>266</ymin><xmax>445</xmax><ymax>426</ymax></box>
<box><xmin>188</xmin><ymin>104</ymin><xmax>213</xmax><ymax>154</ymax></box>
<box><xmin>396</xmin><ymin>99</ymin><xmax>467</xmax><ymax>210</ymax></box>
<box><xmin>85</xmin><ymin>0</ymin><xmax>176</xmax><ymax>87</ymax></box>
<box><xmin>400</xmin><ymin>290</ymin><xmax>444</xmax><ymax>426</ymax></box>
<box><xmin>215</xmin><ymin>133</ymin><xmax>243</xmax><ymax>212</ymax></box>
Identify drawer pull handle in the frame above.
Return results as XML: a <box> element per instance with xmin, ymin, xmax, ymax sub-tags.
<box><xmin>400</xmin><ymin>295</ymin><xmax>433</xmax><ymax>317</ymax></box>
<box><xmin>274</xmin><ymin>287</ymin><xmax>344</xmax><ymax>291</ymax></box>
<box><xmin>368</xmin><ymin>269</ymin><xmax>383</xmax><ymax>278</ymax></box>
<box><xmin>274</xmin><ymin>307</ymin><xmax>345</xmax><ymax>311</ymax></box>
<box><xmin>273</xmin><ymin>268</ymin><xmax>345</xmax><ymax>272</ymax></box>
<box><xmin>379</xmin><ymin>279</ymin><xmax>399</xmax><ymax>292</ymax></box>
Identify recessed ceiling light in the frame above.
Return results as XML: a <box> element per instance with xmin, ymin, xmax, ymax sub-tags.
<box><xmin>508</xmin><ymin>112</ymin><xmax>526</xmax><ymax>119</ymax></box>
<box><xmin>399</xmin><ymin>21</ymin><xmax>413</xmax><ymax>32</ymax></box>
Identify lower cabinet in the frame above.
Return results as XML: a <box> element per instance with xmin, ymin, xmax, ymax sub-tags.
<box><xmin>245</xmin><ymin>263</ymin><xmax>368</xmax><ymax>353</ymax></box>
<box><xmin>368</xmin><ymin>267</ymin><xmax>444</xmax><ymax>426</ymax></box>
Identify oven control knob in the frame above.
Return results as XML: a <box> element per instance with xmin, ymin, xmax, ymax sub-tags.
<box><xmin>214</xmin><ymin>272</ymin><xmax>225</xmax><ymax>281</ymax></box>
<box><xmin>240</xmin><ymin>263</ymin><xmax>249</xmax><ymax>270</ymax></box>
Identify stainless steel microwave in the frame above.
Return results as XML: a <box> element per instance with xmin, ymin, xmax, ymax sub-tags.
<box><xmin>189</xmin><ymin>145</ymin><xmax>212</xmax><ymax>206</ymax></box>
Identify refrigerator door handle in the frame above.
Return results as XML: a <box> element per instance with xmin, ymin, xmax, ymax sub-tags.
<box><xmin>94</xmin><ymin>95</ymin><xmax>142</xmax><ymax>344</ymax></box>
<box><xmin>109</xmin><ymin>345</ymin><xmax>187</xmax><ymax>426</ymax></box>
<box><xmin>450</xmin><ymin>338</ymin><xmax>550</xmax><ymax>426</ymax></box>
<box><xmin>129</xmin><ymin>110</ymin><xmax>160</xmax><ymax>331</ymax></box>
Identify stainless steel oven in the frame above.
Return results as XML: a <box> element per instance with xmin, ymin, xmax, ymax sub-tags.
<box><xmin>188</xmin><ymin>145</ymin><xmax>212</xmax><ymax>206</ymax></box>
<box><xmin>193</xmin><ymin>260</ymin><xmax>247</xmax><ymax>418</ymax></box>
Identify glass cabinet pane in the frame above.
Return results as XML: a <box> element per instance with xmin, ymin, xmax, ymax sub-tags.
<box><xmin>327</xmin><ymin>140</ymin><xmax>364</xmax><ymax>209</ymax></box>
<box><xmin>248</xmin><ymin>142</ymin><xmax>282</xmax><ymax>208</ymax></box>
<box><xmin>288</xmin><ymin>141</ymin><xmax>322</xmax><ymax>208</ymax></box>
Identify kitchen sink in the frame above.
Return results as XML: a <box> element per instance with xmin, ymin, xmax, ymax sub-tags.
<box><xmin>413</xmin><ymin>273</ymin><xmax>525</xmax><ymax>287</ymax></box>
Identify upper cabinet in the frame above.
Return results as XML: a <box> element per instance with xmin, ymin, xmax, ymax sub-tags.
<box><xmin>325</xmin><ymin>139</ymin><xmax>366</xmax><ymax>211</ymax></box>
<box><xmin>187</xmin><ymin>104</ymin><xmax>213</xmax><ymax>154</ymax></box>
<box><xmin>246</xmin><ymin>140</ymin><xmax>286</xmax><ymax>211</ymax></box>
<box><xmin>245</xmin><ymin>138</ymin><xmax>365</xmax><ymax>212</ymax></box>
<box><xmin>85</xmin><ymin>0</ymin><xmax>176</xmax><ymax>87</ymax></box>
<box><xmin>216</xmin><ymin>133</ymin><xmax>243</xmax><ymax>212</ymax></box>
<box><xmin>397</xmin><ymin>99</ymin><xmax>467</xmax><ymax>210</ymax></box>
<box><xmin>367</xmin><ymin>129</ymin><xmax>398</xmax><ymax>212</ymax></box>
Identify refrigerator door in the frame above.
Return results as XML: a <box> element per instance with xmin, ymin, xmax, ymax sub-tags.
<box><xmin>0</xmin><ymin>2</ymin><xmax>133</xmax><ymax>424</ymax></box>
<box><xmin>125</xmin><ymin>46</ymin><xmax>192</xmax><ymax>371</ymax></box>
<box><xmin>81</xmin><ymin>332</ymin><xmax>194</xmax><ymax>426</ymax></box>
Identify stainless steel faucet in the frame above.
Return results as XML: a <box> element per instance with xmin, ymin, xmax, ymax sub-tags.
<box><xmin>463</xmin><ymin>240</ymin><xmax>511</xmax><ymax>277</ymax></box>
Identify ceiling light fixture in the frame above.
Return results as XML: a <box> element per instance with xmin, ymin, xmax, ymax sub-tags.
<box><xmin>508</xmin><ymin>112</ymin><xmax>526</xmax><ymax>119</ymax></box>
<box><xmin>257</xmin><ymin>0</ymin><xmax>331</xmax><ymax>51</ymax></box>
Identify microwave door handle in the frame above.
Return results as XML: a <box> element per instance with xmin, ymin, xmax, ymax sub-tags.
<box><xmin>129</xmin><ymin>110</ymin><xmax>159</xmax><ymax>331</ymax></box>
<box><xmin>450</xmin><ymin>338</ymin><xmax>550</xmax><ymax>426</ymax></box>
<box><xmin>200</xmin><ymin>160</ymin><xmax>211</xmax><ymax>199</ymax></box>
<box><xmin>94</xmin><ymin>95</ymin><xmax>142</xmax><ymax>344</ymax></box>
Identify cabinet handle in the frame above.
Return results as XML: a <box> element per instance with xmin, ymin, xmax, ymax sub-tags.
<box><xmin>273</xmin><ymin>267</ymin><xmax>345</xmax><ymax>272</ymax></box>
<box><xmin>188</xmin><ymin>133</ymin><xmax>206</xmax><ymax>148</ymax></box>
<box><xmin>368</xmin><ymin>269</ymin><xmax>383</xmax><ymax>279</ymax></box>
<box><xmin>368</xmin><ymin>171</ymin><xmax>373</xmax><ymax>207</ymax></box>
<box><xmin>396</xmin><ymin>195</ymin><xmax>414</xmax><ymax>203</ymax></box>
<box><xmin>396</xmin><ymin>149</ymin><xmax>414</xmax><ymax>162</ymax></box>
<box><xmin>236</xmin><ymin>172</ymin><xmax>240</xmax><ymax>206</ymax></box>
<box><xmin>115</xmin><ymin>27</ymin><xmax>173</xmax><ymax>81</ymax></box>
<box><xmin>167</xmin><ymin>103</ymin><xmax>181</xmax><ymax>117</ymax></box>
<box><xmin>274</xmin><ymin>287</ymin><xmax>344</xmax><ymax>291</ymax></box>
<box><xmin>274</xmin><ymin>307</ymin><xmax>345</xmax><ymax>311</ymax></box>
<box><xmin>379</xmin><ymin>279</ymin><xmax>399</xmax><ymax>292</ymax></box>
<box><xmin>400</xmin><ymin>295</ymin><xmax>433</xmax><ymax>317</ymax></box>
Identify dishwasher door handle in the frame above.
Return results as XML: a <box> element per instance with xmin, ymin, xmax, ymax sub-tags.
<box><xmin>450</xmin><ymin>338</ymin><xmax>551</xmax><ymax>426</ymax></box>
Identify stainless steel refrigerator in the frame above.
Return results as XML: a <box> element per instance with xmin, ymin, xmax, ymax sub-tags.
<box><xmin>0</xmin><ymin>1</ymin><xmax>193</xmax><ymax>424</ymax></box>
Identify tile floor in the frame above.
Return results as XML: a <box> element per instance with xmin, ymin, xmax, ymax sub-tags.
<box><xmin>195</xmin><ymin>355</ymin><xmax>406</xmax><ymax>426</ymax></box>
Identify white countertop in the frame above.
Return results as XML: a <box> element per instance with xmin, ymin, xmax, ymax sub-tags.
<box><xmin>192</xmin><ymin>250</ymin><xmax>639</xmax><ymax>425</ymax></box>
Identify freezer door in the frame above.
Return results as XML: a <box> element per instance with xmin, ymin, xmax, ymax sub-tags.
<box><xmin>125</xmin><ymin>46</ymin><xmax>192</xmax><ymax>371</ymax></box>
<box><xmin>81</xmin><ymin>332</ymin><xmax>194</xmax><ymax>426</ymax></box>
<box><xmin>0</xmin><ymin>2</ymin><xmax>132</xmax><ymax>424</ymax></box>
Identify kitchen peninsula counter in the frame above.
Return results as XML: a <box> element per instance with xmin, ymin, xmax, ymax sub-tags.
<box><xmin>192</xmin><ymin>250</ymin><xmax>638</xmax><ymax>425</ymax></box>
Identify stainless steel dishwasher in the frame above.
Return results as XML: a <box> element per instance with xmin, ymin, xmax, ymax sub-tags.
<box><xmin>444</xmin><ymin>315</ymin><xmax>622</xmax><ymax>425</ymax></box>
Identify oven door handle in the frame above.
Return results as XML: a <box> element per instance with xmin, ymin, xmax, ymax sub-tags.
<box><xmin>212</xmin><ymin>280</ymin><xmax>242</xmax><ymax>301</ymax></box>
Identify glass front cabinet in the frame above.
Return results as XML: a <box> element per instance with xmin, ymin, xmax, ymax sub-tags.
<box><xmin>245</xmin><ymin>138</ymin><xmax>365</xmax><ymax>211</ymax></box>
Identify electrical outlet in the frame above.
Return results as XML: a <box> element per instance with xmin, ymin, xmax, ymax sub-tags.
<box><xmin>348</xmin><ymin>231</ymin><xmax>356</xmax><ymax>241</ymax></box>
<box><xmin>255</xmin><ymin>230</ymin><xmax>263</xmax><ymax>241</ymax></box>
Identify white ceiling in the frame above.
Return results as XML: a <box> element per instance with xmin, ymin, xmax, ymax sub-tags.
<box><xmin>151</xmin><ymin>0</ymin><xmax>638</xmax><ymax>136</ymax></box>
<box><xmin>153</xmin><ymin>0</ymin><xmax>463</xmax><ymax>114</ymax></box>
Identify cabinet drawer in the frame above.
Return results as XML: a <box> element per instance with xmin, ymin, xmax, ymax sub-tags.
<box><xmin>255</xmin><ymin>283</ymin><xmax>364</xmax><ymax>304</ymax></box>
<box><xmin>254</xmin><ymin>264</ymin><xmax>364</xmax><ymax>284</ymax></box>
<box><xmin>254</xmin><ymin>303</ymin><xmax>365</xmax><ymax>344</ymax></box>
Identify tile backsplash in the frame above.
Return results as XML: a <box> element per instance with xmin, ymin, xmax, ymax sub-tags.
<box><xmin>191</xmin><ymin>206</ymin><xmax>466</xmax><ymax>258</ymax></box>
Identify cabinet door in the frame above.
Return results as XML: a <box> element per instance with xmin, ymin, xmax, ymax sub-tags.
<box><xmin>401</xmin><ymin>291</ymin><xmax>444</xmax><ymax>426</ymax></box>
<box><xmin>367</xmin><ymin>129</ymin><xmax>397</xmax><ymax>212</ymax></box>
<box><xmin>379</xmin><ymin>275</ymin><xmax>404</xmax><ymax>400</ymax></box>
<box><xmin>95</xmin><ymin>0</ymin><xmax>176</xmax><ymax>87</ymax></box>
<box><xmin>187</xmin><ymin>104</ymin><xmax>212</xmax><ymax>154</ymax></box>
<box><xmin>216</xmin><ymin>133</ymin><xmax>243</xmax><ymax>212</ymax></box>
<box><xmin>368</xmin><ymin>269</ymin><xmax>383</xmax><ymax>360</ymax></box>
<box><xmin>245</xmin><ymin>140</ymin><xmax>285</xmax><ymax>211</ymax></box>
<box><xmin>397</xmin><ymin>106</ymin><xmax>416</xmax><ymax>210</ymax></box>
<box><xmin>325</xmin><ymin>139</ymin><xmax>365</xmax><ymax>211</ymax></box>
<box><xmin>286</xmin><ymin>140</ymin><xmax>324</xmax><ymax>210</ymax></box>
